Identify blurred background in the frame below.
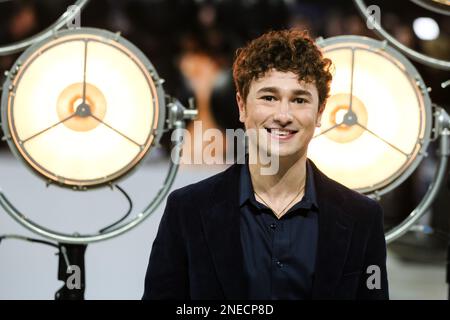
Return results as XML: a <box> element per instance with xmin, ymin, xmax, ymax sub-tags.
<box><xmin>0</xmin><ymin>0</ymin><xmax>449</xmax><ymax>299</ymax></box>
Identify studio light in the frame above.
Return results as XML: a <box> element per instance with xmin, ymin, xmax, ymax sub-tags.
<box><xmin>2</xmin><ymin>28</ymin><xmax>165</xmax><ymax>189</ymax></box>
<box><xmin>309</xmin><ymin>35</ymin><xmax>450</xmax><ymax>244</ymax></box>
<box><xmin>0</xmin><ymin>23</ymin><xmax>197</xmax><ymax>299</ymax></box>
<box><xmin>0</xmin><ymin>27</ymin><xmax>197</xmax><ymax>244</ymax></box>
<box><xmin>309</xmin><ymin>35</ymin><xmax>432</xmax><ymax>196</ymax></box>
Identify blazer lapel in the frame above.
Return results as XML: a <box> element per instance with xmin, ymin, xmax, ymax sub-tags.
<box><xmin>200</xmin><ymin>164</ymin><xmax>248</xmax><ymax>299</ymax></box>
<box><xmin>310</xmin><ymin>161</ymin><xmax>355</xmax><ymax>299</ymax></box>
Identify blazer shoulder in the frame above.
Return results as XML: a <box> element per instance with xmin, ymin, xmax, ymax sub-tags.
<box><xmin>167</xmin><ymin>163</ymin><xmax>238</xmax><ymax>202</ymax></box>
<box><xmin>314</xmin><ymin>164</ymin><xmax>383</xmax><ymax>222</ymax></box>
<box><xmin>338</xmin><ymin>180</ymin><xmax>382</xmax><ymax>223</ymax></box>
<box><xmin>333</xmin><ymin>177</ymin><xmax>380</xmax><ymax>209</ymax></box>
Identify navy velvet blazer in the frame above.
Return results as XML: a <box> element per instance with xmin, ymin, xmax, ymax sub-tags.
<box><xmin>143</xmin><ymin>160</ymin><xmax>389</xmax><ymax>300</ymax></box>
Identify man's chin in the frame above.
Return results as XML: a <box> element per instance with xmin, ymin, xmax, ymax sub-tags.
<box><xmin>265</xmin><ymin>148</ymin><xmax>302</xmax><ymax>160</ymax></box>
<box><xmin>248</xmin><ymin>143</ymin><xmax>304</xmax><ymax>161</ymax></box>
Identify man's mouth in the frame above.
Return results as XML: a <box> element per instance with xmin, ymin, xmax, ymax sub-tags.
<box><xmin>265</xmin><ymin>127</ymin><xmax>299</xmax><ymax>140</ymax></box>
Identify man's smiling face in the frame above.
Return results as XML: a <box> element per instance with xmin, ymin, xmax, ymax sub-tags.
<box><xmin>237</xmin><ymin>69</ymin><xmax>323</xmax><ymax>159</ymax></box>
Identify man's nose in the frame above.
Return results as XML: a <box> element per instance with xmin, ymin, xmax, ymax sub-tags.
<box><xmin>273</xmin><ymin>100</ymin><xmax>293</xmax><ymax>124</ymax></box>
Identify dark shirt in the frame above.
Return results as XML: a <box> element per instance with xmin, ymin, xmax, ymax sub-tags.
<box><xmin>239</xmin><ymin>158</ymin><xmax>319</xmax><ymax>300</ymax></box>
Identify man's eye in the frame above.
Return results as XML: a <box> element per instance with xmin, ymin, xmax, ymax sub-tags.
<box><xmin>261</xmin><ymin>96</ymin><xmax>276</xmax><ymax>101</ymax></box>
<box><xmin>294</xmin><ymin>98</ymin><xmax>307</xmax><ymax>104</ymax></box>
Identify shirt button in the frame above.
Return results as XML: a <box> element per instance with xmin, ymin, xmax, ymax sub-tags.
<box><xmin>269</xmin><ymin>223</ymin><xmax>277</xmax><ymax>230</ymax></box>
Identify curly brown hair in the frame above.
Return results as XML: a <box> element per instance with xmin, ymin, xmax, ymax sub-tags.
<box><xmin>232</xmin><ymin>29</ymin><xmax>333</xmax><ymax>109</ymax></box>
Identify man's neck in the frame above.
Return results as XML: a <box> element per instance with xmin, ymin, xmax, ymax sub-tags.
<box><xmin>248</xmin><ymin>152</ymin><xmax>307</xmax><ymax>203</ymax></box>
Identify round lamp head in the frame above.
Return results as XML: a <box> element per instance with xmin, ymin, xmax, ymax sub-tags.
<box><xmin>1</xmin><ymin>28</ymin><xmax>166</xmax><ymax>190</ymax></box>
<box><xmin>309</xmin><ymin>36</ymin><xmax>432</xmax><ymax>196</ymax></box>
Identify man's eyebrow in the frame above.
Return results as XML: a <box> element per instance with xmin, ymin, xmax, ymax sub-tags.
<box><xmin>292</xmin><ymin>89</ymin><xmax>313</xmax><ymax>98</ymax></box>
<box><xmin>256</xmin><ymin>86</ymin><xmax>313</xmax><ymax>98</ymax></box>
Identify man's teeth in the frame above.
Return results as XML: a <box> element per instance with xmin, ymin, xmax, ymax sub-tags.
<box><xmin>269</xmin><ymin>129</ymin><xmax>294</xmax><ymax>136</ymax></box>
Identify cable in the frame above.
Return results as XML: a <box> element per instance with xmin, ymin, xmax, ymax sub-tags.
<box><xmin>99</xmin><ymin>184</ymin><xmax>133</xmax><ymax>233</ymax></box>
<box><xmin>0</xmin><ymin>234</ymin><xmax>58</xmax><ymax>248</ymax></box>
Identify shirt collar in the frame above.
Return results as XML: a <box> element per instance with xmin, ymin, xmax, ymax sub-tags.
<box><xmin>239</xmin><ymin>155</ymin><xmax>318</xmax><ymax>210</ymax></box>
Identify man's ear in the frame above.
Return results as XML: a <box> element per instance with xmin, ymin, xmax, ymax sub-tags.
<box><xmin>236</xmin><ymin>92</ymin><xmax>246</xmax><ymax>123</ymax></box>
<box><xmin>316</xmin><ymin>104</ymin><xmax>325</xmax><ymax>127</ymax></box>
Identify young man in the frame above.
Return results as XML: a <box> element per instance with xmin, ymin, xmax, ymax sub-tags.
<box><xmin>143</xmin><ymin>29</ymin><xmax>389</xmax><ymax>300</ymax></box>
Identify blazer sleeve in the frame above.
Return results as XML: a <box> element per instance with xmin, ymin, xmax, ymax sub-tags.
<box><xmin>357</xmin><ymin>201</ymin><xmax>389</xmax><ymax>300</ymax></box>
<box><xmin>142</xmin><ymin>191</ymin><xmax>190</xmax><ymax>300</ymax></box>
